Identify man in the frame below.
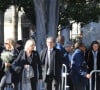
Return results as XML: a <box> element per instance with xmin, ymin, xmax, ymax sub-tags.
<box><xmin>71</xmin><ymin>42</ymin><xmax>90</xmax><ymax>90</ymax></box>
<box><xmin>55</xmin><ymin>35</ymin><xmax>65</xmax><ymax>54</ymax></box>
<box><xmin>16</xmin><ymin>40</ymin><xmax>24</xmax><ymax>52</ymax></box>
<box><xmin>64</xmin><ymin>42</ymin><xmax>73</xmax><ymax>90</ymax></box>
<box><xmin>40</xmin><ymin>37</ymin><xmax>62</xmax><ymax>90</ymax></box>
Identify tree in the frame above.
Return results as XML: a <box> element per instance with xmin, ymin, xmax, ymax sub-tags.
<box><xmin>33</xmin><ymin>0</ymin><xmax>59</xmax><ymax>52</ymax></box>
<box><xmin>16</xmin><ymin>0</ymin><xmax>60</xmax><ymax>52</ymax></box>
<box><xmin>33</xmin><ymin>0</ymin><xmax>46</xmax><ymax>52</ymax></box>
<box><xmin>59</xmin><ymin>0</ymin><xmax>100</xmax><ymax>26</ymax></box>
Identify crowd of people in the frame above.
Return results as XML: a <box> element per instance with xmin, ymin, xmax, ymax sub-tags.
<box><xmin>0</xmin><ymin>36</ymin><xmax>100</xmax><ymax>90</ymax></box>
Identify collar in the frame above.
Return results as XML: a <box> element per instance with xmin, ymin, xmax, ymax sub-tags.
<box><xmin>48</xmin><ymin>48</ymin><xmax>53</xmax><ymax>51</ymax></box>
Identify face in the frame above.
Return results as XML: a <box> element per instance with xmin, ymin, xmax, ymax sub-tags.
<box><xmin>81</xmin><ymin>46</ymin><xmax>86</xmax><ymax>52</ymax></box>
<box><xmin>65</xmin><ymin>46</ymin><xmax>72</xmax><ymax>53</ymax></box>
<box><xmin>4</xmin><ymin>40</ymin><xmax>10</xmax><ymax>50</ymax></box>
<box><xmin>80</xmin><ymin>45</ymin><xmax>86</xmax><ymax>52</ymax></box>
<box><xmin>28</xmin><ymin>44</ymin><xmax>35</xmax><ymax>52</ymax></box>
<box><xmin>60</xmin><ymin>37</ymin><xmax>65</xmax><ymax>45</ymax></box>
<box><xmin>46</xmin><ymin>39</ymin><xmax>55</xmax><ymax>49</ymax></box>
<box><xmin>92</xmin><ymin>44</ymin><xmax>99</xmax><ymax>51</ymax></box>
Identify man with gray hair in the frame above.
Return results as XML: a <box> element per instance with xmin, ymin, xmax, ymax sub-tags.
<box><xmin>40</xmin><ymin>37</ymin><xmax>63</xmax><ymax>90</ymax></box>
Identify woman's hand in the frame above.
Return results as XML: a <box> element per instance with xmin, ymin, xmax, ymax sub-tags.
<box><xmin>5</xmin><ymin>62</ymin><xmax>11</xmax><ymax>67</ymax></box>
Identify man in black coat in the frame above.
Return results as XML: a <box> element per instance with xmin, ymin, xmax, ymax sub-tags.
<box><xmin>40</xmin><ymin>37</ymin><xmax>63</xmax><ymax>90</ymax></box>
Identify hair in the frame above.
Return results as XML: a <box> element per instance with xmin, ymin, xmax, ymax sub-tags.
<box><xmin>24</xmin><ymin>39</ymin><xmax>35</xmax><ymax>51</ymax></box>
<box><xmin>74</xmin><ymin>42</ymin><xmax>84</xmax><ymax>49</ymax></box>
<box><xmin>56</xmin><ymin>35</ymin><xmax>65</xmax><ymax>44</ymax></box>
<box><xmin>90</xmin><ymin>41</ymin><xmax>100</xmax><ymax>50</ymax></box>
<box><xmin>5</xmin><ymin>38</ymin><xmax>16</xmax><ymax>50</ymax></box>
<box><xmin>17</xmin><ymin>40</ymin><xmax>23</xmax><ymax>46</ymax></box>
<box><xmin>64</xmin><ymin>41</ymin><xmax>73</xmax><ymax>48</ymax></box>
<box><xmin>46</xmin><ymin>37</ymin><xmax>55</xmax><ymax>43</ymax></box>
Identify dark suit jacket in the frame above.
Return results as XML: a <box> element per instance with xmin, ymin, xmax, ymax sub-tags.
<box><xmin>12</xmin><ymin>50</ymin><xmax>42</xmax><ymax>81</ymax></box>
<box><xmin>85</xmin><ymin>50</ymin><xmax>100</xmax><ymax>73</ymax></box>
<box><xmin>40</xmin><ymin>48</ymin><xmax>62</xmax><ymax>81</ymax></box>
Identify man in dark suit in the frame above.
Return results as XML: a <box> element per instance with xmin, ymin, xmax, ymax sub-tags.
<box><xmin>40</xmin><ymin>37</ymin><xmax>62</xmax><ymax>90</ymax></box>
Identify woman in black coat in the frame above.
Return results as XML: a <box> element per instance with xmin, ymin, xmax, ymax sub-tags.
<box><xmin>0</xmin><ymin>38</ymin><xmax>19</xmax><ymax>90</ymax></box>
<box><xmin>12</xmin><ymin>39</ymin><xmax>42</xmax><ymax>90</ymax></box>
<box><xmin>85</xmin><ymin>41</ymin><xmax>100</xmax><ymax>90</ymax></box>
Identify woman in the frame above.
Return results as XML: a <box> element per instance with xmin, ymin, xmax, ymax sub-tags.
<box><xmin>13</xmin><ymin>39</ymin><xmax>42</xmax><ymax>90</ymax></box>
<box><xmin>0</xmin><ymin>38</ymin><xmax>19</xmax><ymax>90</ymax></box>
<box><xmin>71</xmin><ymin>42</ymin><xmax>90</xmax><ymax>90</ymax></box>
<box><xmin>85</xmin><ymin>41</ymin><xmax>100</xmax><ymax>90</ymax></box>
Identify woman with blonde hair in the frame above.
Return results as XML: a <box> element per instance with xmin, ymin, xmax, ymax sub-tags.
<box><xmin>4</xmin><ymin>38</ymin><xmax>16</xmax><ymax>50</ymax></box>
<box><xmin>13</xmin><ymin>39</ymin><xmax>42</xmax><ymax>90</ymax></box>
<box><xmin>0</xmin><ymin>38</ymin><xmax>19</xmax><ymax>90</ymax></box>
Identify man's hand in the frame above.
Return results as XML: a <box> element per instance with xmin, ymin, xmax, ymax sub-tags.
<box><xmin>86</xmin><ymin>74</ymin><xmax>91</xmax><ymax>79</ymax></box>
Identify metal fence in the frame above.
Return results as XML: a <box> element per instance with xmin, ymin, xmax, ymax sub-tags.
<box><xmin>89</xmin><ymin>70</ymin><xmax>100</xmax><ymax>90</ymax></box>
<box><xmin>62</xmin><ymin>64</ymin><xmax>69</xmax><ymax>90</ymax></box>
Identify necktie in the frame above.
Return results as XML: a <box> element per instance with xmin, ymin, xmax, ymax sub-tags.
<box><xmin>47</xmin><ymin>49</ymin><xmax>53</xmax><ymax>75</ymax></box>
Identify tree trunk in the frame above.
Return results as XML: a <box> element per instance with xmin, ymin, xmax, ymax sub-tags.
<box><xmin>12</xmin><ymin>5</ymin><xmax>18</xmax><ymax>41</ymax></box>
<box><xmin>33</xmin><ymin>0</ymin><xmax>60</xmax><ymax>52</ymax></box>
<box><xmin>0</xmin><ymin>11</ymin><xmax>4</xmax><ymax>46</ymax></box>
<box><xmin>33</xmin><ymin>0</ymin><xmax>46</xmax><ymax>52</ymax></box>
<box><xmin>47</xmin><ymin>0</ymin><xmax>59</xmax><ymax>39</ymax></box>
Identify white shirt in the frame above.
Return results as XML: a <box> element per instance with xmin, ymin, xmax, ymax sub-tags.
<box><xmin>92</xmin><ymin>50</ymin><xmax>98</xmax><ymax>70</ymax></box>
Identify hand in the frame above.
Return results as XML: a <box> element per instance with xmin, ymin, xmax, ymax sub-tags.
<box><xmin>24</xmin><ymin>64</ymin><xmax>29</xmax><ymax>69</ymax></box>
<box><xmin>5</xmin><ymin>62</ymin><xmax>11</xmax><ymax>67</ymax></box>
<box><xmin>86</xmin><ymin>74</ymin><xmax>91</xmax><ymax>79</ymax></box>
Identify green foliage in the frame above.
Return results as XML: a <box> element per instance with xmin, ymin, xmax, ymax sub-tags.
<box><xmin>17</xmin><ymin>0</ymin><xmax>36</xmax><ymax>24</ymax></box>
<box><xmin>59</xmin><ymin>0</ymin><xmax>100</xmax><ymax>26</ymax></box>
<box><xmin>0</xmin><ymin>0</ymin><xmax>35</xmax><ymax>24</ymax></box>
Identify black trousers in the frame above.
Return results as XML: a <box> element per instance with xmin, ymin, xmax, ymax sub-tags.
<box><xmin>73</xmin><ymin>84</ymin><xmax>86</xmax><ymax>90</ymax></box>
<box><xmin>45</xmin><ymin>75</ymin><xmax>61</xmax><ymax>90</ymax></box>
<box><xmin>30</xmin><ymin>77</ymin><xmax>37</xmax><ymax>90</ymax></box>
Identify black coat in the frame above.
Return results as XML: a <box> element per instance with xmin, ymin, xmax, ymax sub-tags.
<box><xmin>85</xmin><ymin>50</ymin><xmax>100</xmax><ymax>73</ymax></box>
<box><xmin>40</xmin><ymin>48</ymin><xmax>62</xmax><ymax>81</ymax></box>
<box><xmin>12</xmin><ymin>50</ymin><xmax>42</xmax><ymax>81</ymax></box>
